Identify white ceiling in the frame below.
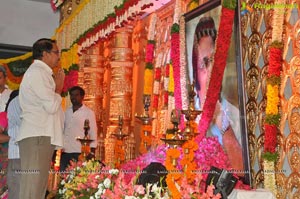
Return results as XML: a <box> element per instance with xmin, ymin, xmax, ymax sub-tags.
<box><xmin>0</xmin><ymin>0</ymin><xmax>59</xmax><ymax>47</ymax></box>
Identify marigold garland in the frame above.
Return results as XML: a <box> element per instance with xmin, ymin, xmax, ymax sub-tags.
<box><xmin>180</xmin><ymin>139</ymin><xmax>198</xmax><ymax>183</ymax></box>
<box><xmin>165</xmin><ymin>147</ymin><xmax>182</xmax><ymax>199</ymax></box>
<box><xmin>168</xmin><ymin>63</ymin><xmax>175</xmax><ymax>94</ymax></box>
<box><xmin>266</xmin><ymin>84</ymin><xmax>279</xmax><ymax>114</ymax></box>
<box><xmin>143</xmin><ymin>69</ymin><xmax>153</xmax><ymax>95</ymax></box>
<box><xmin>143</xmin><ymin>14</ymin><xmax>156</xmax><ymax>98</ymax></box>
<box><xmin>263</xmin><ymin>43</ymin><xmax>282</xmax><ymax>159</ymax></box>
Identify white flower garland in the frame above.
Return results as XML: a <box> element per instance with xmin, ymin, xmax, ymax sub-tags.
<box><xmin>180</xmin><ymin>15</ymin><xmax>188</xmax><ymax>110</ymax></box>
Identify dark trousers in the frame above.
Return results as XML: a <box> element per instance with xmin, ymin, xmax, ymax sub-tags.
<box><xmin>60</xmin><ymin>152</ymin><xmax>81</xmax><ymax>171</ymax></box>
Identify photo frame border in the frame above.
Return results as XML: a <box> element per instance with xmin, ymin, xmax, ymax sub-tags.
<box><xmin>184</xmin><ymin>0</ymin><xmax>251</xmax><ymax>186</ymax></box>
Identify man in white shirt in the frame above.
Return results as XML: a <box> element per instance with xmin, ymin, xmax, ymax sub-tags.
<box><xmin>60</xmin><ymin>86</ymin><xmax>98</xmax><ymax>171</ymax></box>
<box><xmin>0</xmin><ymin>66</ymin><xmax>12</xmax><ymax>112</ymax></box>
<box><xmin>16</xmin><ymin>38</ymin><xmax>65</xmax><ymax>199</ymax></box>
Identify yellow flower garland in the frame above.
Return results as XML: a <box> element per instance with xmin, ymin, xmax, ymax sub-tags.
<box><xmin>144</xmin><ymin>69</ymin><xmax>153</xmax><ymax>95</ymax></box>
<box><xmin>60</xmin><ymin>44</ymin><xmax>79</xmax><ymax>71</ymax></box>
<box><xmin>168</xmin><ymin>63</ymin><xmax>174</xmax><ymax>94</ymax></box>
<box><xmin>266</xmin><ymin>84</ymin><xmax>279</xmax><ymax>115</ymax></box>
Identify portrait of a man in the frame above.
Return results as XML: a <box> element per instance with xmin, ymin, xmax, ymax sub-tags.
<box><xmin>186</xmin><ymin>11</ymin><xmax>244</xmax><ymax>173</ymax></box>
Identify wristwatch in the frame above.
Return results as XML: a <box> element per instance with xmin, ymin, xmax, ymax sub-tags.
<box><xmin>221</xmin><ymin>110</ymin><xmax>230</xmax><ymax>135</ymax></box>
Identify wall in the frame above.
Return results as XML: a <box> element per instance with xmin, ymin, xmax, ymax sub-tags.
<box><xmin>0</xmin><ymin>0</ymin><xmax>59</xmax><ymax>47</ymax></box>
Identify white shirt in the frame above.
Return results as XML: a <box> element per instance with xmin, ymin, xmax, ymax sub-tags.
<box><xmin>7</xmin><ymin>97</ymin><xmax>21</xmax><ymax>159</ymax></box>
<box><xmin>0</xmin><ymin>87</ymin><xmax>12</xmax><ymax>112</ymax></box>
<box><xmin>194</xmin><ymin>95</ymin><xmax>242</xmax><ymax>146</ymax></box>
<box><xmin>63</xmin><ymin>104</ymin><xmax>97</xmax><ymax>153</ymax></box>
<box><xmin>16</xmin><ymin>60</ymin><xmax>64</xmax><ymax>147</ymax></box>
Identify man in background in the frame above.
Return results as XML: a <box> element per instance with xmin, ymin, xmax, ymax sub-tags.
<box><xmin>16</xmin><ymin>38</ymin><xmax>65</xmax><ymax>199</ymax></box>
<box><xmin>60</xmin><ymin>86</ymin><xmax>97</xmax><ymax>171</ymax></box>
<box><xmin>6</xmin><ymin>90</ymin><xmax>21</xmax><ymax>199</ymax></box>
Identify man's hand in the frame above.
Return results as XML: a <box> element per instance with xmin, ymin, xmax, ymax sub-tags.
<box><xmin>54</xmin><ymin>68</ymin><xmax>65</xmax><ymax>94</ymax></box>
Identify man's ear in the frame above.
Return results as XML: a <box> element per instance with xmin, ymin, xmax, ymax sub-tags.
<box><xmin>41</xmin><ymin>51</ymin><xmax>48</xmax><ymax>59</ymax></box>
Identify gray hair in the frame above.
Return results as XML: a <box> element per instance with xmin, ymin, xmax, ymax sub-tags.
<box><xmin>0</xmin><ymin>66</ymin><xmax>7</xmax><ymax>77</ymax></box>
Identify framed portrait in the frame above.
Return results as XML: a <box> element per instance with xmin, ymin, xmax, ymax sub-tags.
<box><xmin>184</xmin><ymin>0</ymin><xmax>251</xmax><ymax>185</ymax></box>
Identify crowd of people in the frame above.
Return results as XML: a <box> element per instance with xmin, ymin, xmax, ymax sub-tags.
<box><xmin>0</xmin><ymin>38</ymin><xmax>98</xmax><ymax>199</ymax></box>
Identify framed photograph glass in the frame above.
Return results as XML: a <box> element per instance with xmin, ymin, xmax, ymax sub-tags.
<box><xmin>184</xmin><ymin>0</ymin><xmax>251</xmax><ymax>185</ymax></box>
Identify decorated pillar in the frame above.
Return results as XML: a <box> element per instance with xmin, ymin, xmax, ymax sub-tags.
<box><xmin>79</xmin><ymin>42</ymin><xmax>105</xmax><ymax>161</ymax></box>
<box><xmin>105</xmin><ymin>27</ymin><xmax>136</xmax><ymax>165</ymax></box>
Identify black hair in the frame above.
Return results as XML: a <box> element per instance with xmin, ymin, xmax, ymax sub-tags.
<box><xmin>192</xmin><ymin>16</ymin><xmax>217</xmax><ymax>93</ymax></box>
<box><xmin>137</xmin><ymin>162</ymin><xmax>167</xmax><ymax>188</ymax></box>
<box><xmin>195</xmin><ymin>16</ymin><xmax>217</xmax><ymax>43</ymax></box>
<box><xmin>0</xmin><ymin>66</ymin><xmax>7</xmax><ymax>77</ymax></box>
<box><xmin>5</xmin><ymin>90</ymin><xmax>19</xmax><ymax>112</ymax></box>
<box><xmin>69</xmin><ymin>86</ymin><xmax>85</xmax><ymax>97</ymax></box>
<box><xmin>32</xmin><ymin>38</ymin><xmax>56</xmax><ymax>60</ymax></box>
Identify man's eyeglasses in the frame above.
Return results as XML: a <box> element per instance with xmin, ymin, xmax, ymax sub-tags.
<box><xmin>48</xmin><ymin>50</ymin><xmax>60</xmax><ymax>55</ymax></box>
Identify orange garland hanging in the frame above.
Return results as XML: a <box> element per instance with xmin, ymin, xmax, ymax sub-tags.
<box><xmin>180</xmin><ymin>139</ymin><xmax>198</xmax><ymax>184</ymax></box>
<box><xmin>165</xmin><ymin>148</ymin><xmax>182</xmax><ymax>199</ymax></box>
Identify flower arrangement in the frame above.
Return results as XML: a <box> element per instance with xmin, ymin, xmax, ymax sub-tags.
<box><xmin>57</xmin><ymin>138</ymin><xmax>240</xmax><ymax>199</ymax></box>
<box><xmin>57</xmin><ymin>160</ymin><xmax>116</xmax><ymax>199</ymax></box>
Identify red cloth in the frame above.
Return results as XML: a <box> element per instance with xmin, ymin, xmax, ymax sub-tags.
<box><xmin>0</xmin><ymin>112</ymin><xmax>8</xmax><ymax>130</ymax></box>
